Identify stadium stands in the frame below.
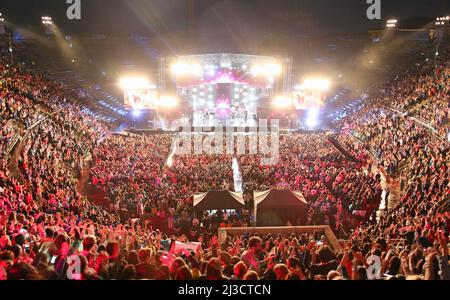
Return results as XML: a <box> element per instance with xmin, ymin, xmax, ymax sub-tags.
<box><xmin>0</xmin><ymin>37</ymin><xmax>449</xmax><ymax>280</ymax></box>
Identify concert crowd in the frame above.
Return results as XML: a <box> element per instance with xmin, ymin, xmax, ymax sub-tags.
<box><xmin>0</xmin><ymin>41</ymin><xmax>449</xmax><ymax>280</ymax></box>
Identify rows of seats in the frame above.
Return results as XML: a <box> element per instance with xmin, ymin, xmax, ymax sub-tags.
<box><xmin>0</xmin><ymin>43</ymin><xmax>448</xmax><ymax>280</ymax></box>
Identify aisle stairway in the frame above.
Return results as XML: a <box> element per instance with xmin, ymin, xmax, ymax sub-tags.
<box><xmin>328</xmin><ymin>134</ymin><xmax>404</xmax><ymax>224</ymax></box>
<box><xmin>328</xmin><ymin>135</ymin><xmax>359</xmax><ymax>162</ymax></box>
<box><xmin>232</xmin><ymin>157</ymin><xmax>243</xmax><ymax>193</ymax></box>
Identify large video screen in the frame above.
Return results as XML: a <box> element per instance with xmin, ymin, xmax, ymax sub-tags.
<box><xmin>123</xmin><ymin>88</ymin><xmax>158</xmax><ymax>110</ymax></box>
<box><xmin>293</xmin><ymin>89</ymin><xmax>325</xmax><ymax>110</ymax></box>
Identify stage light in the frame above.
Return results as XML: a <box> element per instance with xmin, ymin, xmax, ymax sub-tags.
<box><xmin>192</xmin><ymin>64</ymin><xmax>203</xmax><ymax>76</ymax></box>
<box><xmin>158</xmin><ymin>95</ymin><xmax>178</xmax><ymax>108</ymax></box>
<box><xmin>302</xmin><ymin>78</ymin><xmax>330</xmax><ymax>91</ymax></box>
<box><xmin>305</xmin><ymin>108</ymin><xmax>320</xmax><ymax>129</ymax></box>
<box><xmin>273</xmin><ymin>95</ymin><xmax>292</xmax><ymax>108</ymax></box>
<box><xmin>250</xmin><ymin>65</ymin><xmax>262</xmax><ymax>76</ymax></box>
<box><xmin>171</xmin><ymin>62</ymin><xmax>190</xmax><ymax>75</ymax></box>
<box><xmin>0</xmin><ymin>13</ymin><xmax>4</xmax><ymax>23</ymax></box>
<box><xmin>251</xmin><ymin>63</ymin><xmax>282</xmax><ymax>77</ymax></box>
<box><xmin>132</xmin><ymin>110</ymin><xmax>141</xmax><ymax>117</ymax></box>
<box><xmin>119</xmin><ymin>77</ymin><xmax>151</xmax><ymax>90</ymax></box>
<box><xmin>264</xmin><ymin>63</ymin><xmax>282</xmax><ymax>76</ymax></box>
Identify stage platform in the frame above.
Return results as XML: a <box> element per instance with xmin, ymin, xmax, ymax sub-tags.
<box><xmin>124</xmin><ymin>127</ymin><xmax>329</xmax><ymax>135</ymax></box>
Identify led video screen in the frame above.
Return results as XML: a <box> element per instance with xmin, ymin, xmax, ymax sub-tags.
<box><xmin>123</xmin><ymin>88</ymin><xmax>158</xmax><ymax>110</ymax></box>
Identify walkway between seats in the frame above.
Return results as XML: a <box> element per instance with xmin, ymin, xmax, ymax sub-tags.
<box><xmin>232</xmin><ymin>157</ymin><xmax>243</xmax><ymax>193</ymax></box>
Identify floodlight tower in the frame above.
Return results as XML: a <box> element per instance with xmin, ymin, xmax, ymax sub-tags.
<box><xmin>0</xmin><ymin>13</ymin><xmax>5</xmax><ymax>35</ymax></box>
<box><xmin>386</xmin><ymin>19</ymin><xmax>398</xmax><ymax>29</ymax></box>
<box><xmin>435</xmin><ymin>16</ymin><xmax>449</xmax><ymax>27</ymax></box>
<box><xmin>433</xmin><ymin>16</ymin><xmax>449</xmax><ymax>65</ymax></box>
<box><xmin>41</xmin><ymin>16</ymin><xmax>54</xmax><ymax>36</ymax></box>
<box><xmin>0</xmin><ymin>13</ymin><xmax>13</xmax><ymax>64</ymax></box>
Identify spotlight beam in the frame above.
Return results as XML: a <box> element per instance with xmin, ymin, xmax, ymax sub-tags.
<box><xmin>301</xmin><ymin>78</ymin><xmax>331</xmax><ymax>91</ymax></box>
<box><xmin>272</xmin><ymin>95</ymin><xmax>292</xmax><ymax>108</ymax></box>
<box><xmin>158</xmin><ymin>95</ymin><xmax>178</xmax><ymax>108</ymax></box>
<box><xmin>119</xmin><ymin>77</ymin><xmax>152</xmax><ymax>90</ymax></box>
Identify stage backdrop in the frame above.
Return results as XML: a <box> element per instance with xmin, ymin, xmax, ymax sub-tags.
<box><xmin>254</xmin><ymin>189</ymin><xmax>308</xmax><ymax>226</ymax></box>
<box><xmin>193</xmin><ymin>190</ymin><xmax>246</xmax><ymax>215</ymax></box>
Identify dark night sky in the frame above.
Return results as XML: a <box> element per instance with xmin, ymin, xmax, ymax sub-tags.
<box><xmin>1</xmin><ymin>0</ymin><xmax>449</xmax><ymax>37</ymax></box>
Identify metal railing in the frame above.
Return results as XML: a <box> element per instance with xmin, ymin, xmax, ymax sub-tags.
<box><xmin>6</xmin><ymin>108</ymin><xmax>64</xmax><ymax>156</ymax></box>
<box><xmin>384</xmin><ymin>105</ymin><xmax>446</xmax><ymax>142</ymax></box>
<box><xmin>218</xmin><ymin>225</ymin><xmax>342</xmax><ymax>252</ymax></box>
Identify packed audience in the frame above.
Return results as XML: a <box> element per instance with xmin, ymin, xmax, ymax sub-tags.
<box><xmin>0</xmin><ymin>40</ymin><xmax>449</xmax><ymax>280</ymax></box>
<box><xmin>240</xmin><ymin>133</ymin><xmax>382</xmax><ymax>229</ymax></box>
<box><xmin>91</xmin><ymin>133</ymin><xmax>244</xmax><ymax>235</ymax></box>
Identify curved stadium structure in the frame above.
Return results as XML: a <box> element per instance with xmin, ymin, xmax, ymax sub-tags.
<box><xmin>0</xmin><ymin>1</ymin><xmax>449</xmax><ymax>286</ymax></box>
